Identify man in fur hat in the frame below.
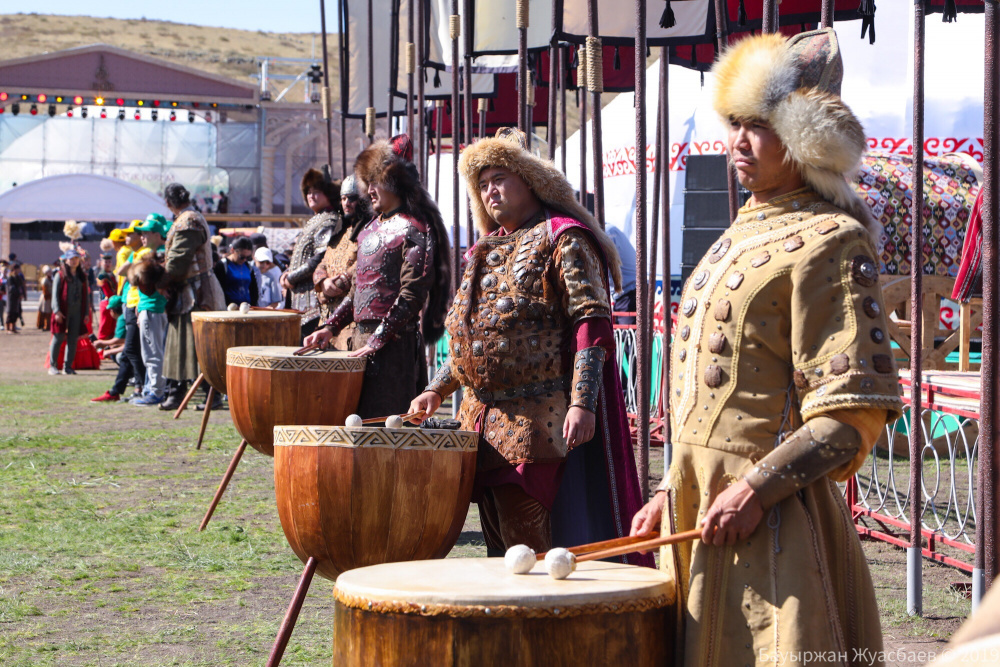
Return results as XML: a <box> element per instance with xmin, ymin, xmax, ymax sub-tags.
<box><xmin>629</xmin><ymin>29</ymin><xmax>902</xmax><ymax>666</ymax></box>
<box><xmin>312</xmin><ymin>173</ymin><xmax>373</xmax><ymax>349</ymax></box>
<box><xmin>304</xmin><ymin>134</ymin><xmax>451</xmax><ymax>418</ymax></box>
<box><xmin>408</xmin><ymin>128</ymin><xmax>650</xmax><ymax>562</ymax></box>
<box><xmin>281</xmin><ymin>167</ymin><xmax>342</xmax><ymax>338</ymax></box>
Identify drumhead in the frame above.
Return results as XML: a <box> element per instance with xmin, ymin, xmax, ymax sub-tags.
<box><xmin>273</xmin><ymin>425</ymin><xmax>478</xmax><ymax>452</ymax></box>
<box><xmin>192</xmin><ymin>310</ymin><xmax>301</xmax><ymax>323</ymax></box>
<box><xmin>227</xmin><ymin>346</ymin><xmax>366</xmax><ymax>372</ymax></box>
<box><xmin>334</xmin><ymin>558</ymin><xmax>674</xmax><ymax>610</ymax></box>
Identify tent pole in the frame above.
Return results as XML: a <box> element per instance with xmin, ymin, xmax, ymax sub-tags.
<box><xmin>337</xmin><ymin>0</ymin><xmax>349</xmax><ymax>177</ymax></box>
<box><xmin>463</xmin><ymin>0</ymin><xmax>474</xmax><ymax>246</ymax></box>
<box><xmin>367</xmin><ymin>0</ymin><xmax>375</xmax><ymax>141</ymax></box>
<box><xmin>451</xmin><ymin>0</ymin><xmax>461</xmax><ymax>284</ymax></box>
<box><xmin>319</xmin><ymin>0</ymin><xmax>335</xmax><ymax>168</ymax></box>
<box><xmin>579</xmin><ymin>47</ymin><xmax>588</xmax><ymax>207</ymax></box>
<box><xmin>518</xmin><ymin>2</ymin><xmax>529</xmax><ymax>135</ymax></box>
<box><xmin>976</xmin><ymin>0</ymin><xmax>1000</xmax><ymax>608</ymax></box>
<box><xmin>587</xmin><ymin>0</ymin><xmax>605</xmax><ymax>227</ymax></box>
<box><xmin>633</xmin><ymin>0</ymin><xmax>649</xmax><ymax>500</ymax></box>
<box><xmin>417</xmin><ymin>0</ymin><xmax>427</xmax><ymax>182</ymax></box>
<box><xmin>659</xmin><ymin>46</ymin><xmax>671</xmax><ymax>465</ymax></box>
<box><xmin>407</xmin><ymin>0</ymin><xmax>415</xmax><ymax>141</ymax></box>
<box><xmin>560</xmin><ymin>45</ymin><xmax>568</xmax><ymax>174</ymax></box>
<box><xmin>762</xmin><ymin>0</ymin><xmax>778</xmax><ymax>34</ymax></box>
<box><xmin>821</xmin><ymin>0</ymin><xmax>834</xmax><ymax>28</ymax></box>
<box><xmin>387</xmin><ymin>0</ymin><xmax>400</xmax><ymax>136</ymax></box>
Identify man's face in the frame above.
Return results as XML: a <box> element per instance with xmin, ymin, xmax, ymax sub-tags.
<box><xmin>306</xmin><ymin>187</ymin><xmax>331</xmax><ymax>213</ymax></box>
<box><xmin>726</xmin><ymin>118</ymin><xmax>799</xmax><ymax>195</ymax></box>
<box><xmin>140</xmin><ymin>231</ymin><xmax>159</xmax><ymax>247</ymax></box>
<box><xmin>341</xmin><ymin>194</ymin><xmax>359</xmax><ymax>218</ymax></box>
<box><xmin>230</xmin><ymin>247</ymin><xmax>253</xmax><ymax>265</ymax></box>
<box><xmin>368</xmin><ymin>182</ymin><xmax>399</xmax><ymax>214</ymax></box>
<box><xmin>477</xmin><ymin>167</ymin><xmax>538</xmax><ymax>227</ymax></box>
<box><xmin>256</xmin><ymin>259</ymin><xmax>273</xmax><ymax>273</ymax></box>
<box><xmin>100</xmin><ymin>257</ymin><xmax>114</xmax><ymax>272</ymax></box>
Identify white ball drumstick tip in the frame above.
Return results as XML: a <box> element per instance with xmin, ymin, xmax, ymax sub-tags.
<box><xmin>345</xmin><ymin>414</ymin><xmax>363</xmax><ymax>428</ymax></box>
<box><xmin>239</xmin><ymin>302</ymin><xmax>250</xmax><ymax>314</ymax></box>
<box><xmin>227</xmin><ymin>303</ymin><xmax>239</xmax><ymax>311</ymax></box>
<box><xmin>544</xmin><ymin>548</ymin><xmax>576</xmax><ymax>580</ymax></box>
<box><xmin>504</xmin><ymin>544</ymin><xmax>536</xmax><ymax>574</ymax></box>
<box><xmin>385</xmin><ymin>415</ymin><xmax>404</xmax><ymax>429</ymax></box>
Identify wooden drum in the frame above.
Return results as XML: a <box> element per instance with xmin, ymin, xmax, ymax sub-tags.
<box><xmin>191</xmin><ymin>311</ymin><xmax>300</xmax><ymax>395</ymax></box>
<box><xmin>226</xmin><ymin>347</ymin><xmax>366</xmax><ymax>457</ymax></box>
<box><xmin>272</xmin><ymin>425</ymin><xmax>478</xmax><ymax>581</ymax></box>
<box><xmin>332</xmin><ymin>558</ymin><xmax>676</xmax><ymax>666</ymax></box>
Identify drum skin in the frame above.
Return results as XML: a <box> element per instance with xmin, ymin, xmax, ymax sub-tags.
<box><xmin>226</xmin><ymin>347</ymin><xmax>366</xmax><ymax>456</ymax></box>
<box><xmin>331</xmin><ymin>558</ymin><xmax>676</xmax><ymax>666</ymax></box>
<box><xmin>272</xmin><ymin>425</ymin><xmax>478</xmax><ymax>582</ymax></box>
<box><xmin>191</xmin><ymin>311</ymin><xmax>300</xmax><ymax>395</ymax></box>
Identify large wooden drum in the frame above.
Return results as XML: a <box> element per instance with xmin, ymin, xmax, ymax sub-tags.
<box><xmin>226</xmin><ymin>347</ymin><xmax>366</xmax><ymax>456</ymax></box>
<box><xmin>332</xmin><ymin>558</ymin><xmax>676</xmax><ymax>666</ymax></box>
<box><xmin>272</xmin><ymin>425</ymin><xmax>478</xmax><ymax>581</ymax></box>
<box><xmin>191</xmin><ymin>311</ymin><xmax>300</xmax><ymax>395</ymax></box>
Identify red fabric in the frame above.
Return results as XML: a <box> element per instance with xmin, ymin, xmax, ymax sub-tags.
<box><xmin>953</xmin><ymin>188</ymin><xmax>984</xmax><ymax>302</ymax></box>
<box><xmin>97</xmin><ymin>299</ymin><xmax>117</xmax><ymax>340</ymax></box>
<box><xmin>45</xmin><ymin>320</ymin><xmax>102</xmax><ymax>371</ymax></box>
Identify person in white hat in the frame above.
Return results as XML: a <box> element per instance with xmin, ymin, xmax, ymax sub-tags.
<box><xmin>254</xmin><ymin>246</ymin><xmax>282</xmax><ymax>309</ymax></box>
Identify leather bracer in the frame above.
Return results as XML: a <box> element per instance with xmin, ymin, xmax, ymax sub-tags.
<box><xmin>425</xmin><ymin>359</ymin><xmax>461</xmax><ymax>398</ymax></box>
<box><xmin>744</xmin><ymin>415</ymin><xmax>862</xmax><ymax>510</ymax></box>
<box><xmin>322</xmin><ymin>295</ymin><xmax>354</xmax><ymax>334</ymax></box>
<box><xmin>570</xmin><ymin>346</ymin><xmax>606</xmax><ymax>413</ymax></box>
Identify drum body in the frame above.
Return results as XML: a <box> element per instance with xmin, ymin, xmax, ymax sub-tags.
<box><xmin>332</xmin><ymin>558</ymin><xmax>676</xmax><ymax>666</ymax></box>
<box><xmin>191</xmin><ymin>311</ymin><xmax>300</xmax><ymax>395</ymax></box>
<box><xmin>226</xmin><ymin>347</ymin><xmax>366</xmax><ymax>456</ymax></box>
<box><xmin>273</xmin><ymin>425</ymin><xmax>478</xmax><ymax>581</ymax></box>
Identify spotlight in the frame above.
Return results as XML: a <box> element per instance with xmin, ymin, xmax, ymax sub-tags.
<box><xmin>137</xmin><ymin>100</ymin><xmax>144</xmax><ymax>106</ymax></box>
<box><xmin>81</xmin><ymin>107</ymin><xmax>88</xmax><ymax>118</ymax></box>
<box><xmin>169</xmin><ymin>110</ymin><xmax>176</xmax><ymax>121</ymax></box>
<box><xmin>115</xmin><ymin>98</ymin><xmax>124</xmax><ymax>106</ymax></box>
<box><xmin>55</xmin><ymin>96</ymin><xmax>63</xmax><ymax>103</ymax></box>
<box><xmin>188</xmin><ymin>111</ymin><xmax>195</xmax><ymax>123</ymax></box>
<box><xmin>170</xmin><ymin>101</ymin><xmax>178</xmax><ymax>107</ymax></box>
<box><xmin>95</xmin><ymin>96</ymin><xmax>105</xmax><ymax>106</ymax></box>
<box><xmin>73</xmin><ymin>96</ymin><xmax>83</xmax><ymax>105</ymax></box>
<box><xmin>118</xmin><ymin>108</ymin><xmax>125</xmax><ymax>121</ymax></box>
<box><xmin>152</xmin><ymin>100</ymin><xmax>161</xmax><ymax>107</ymax></box>
<box><xmin>211</xmin><ymin>103</ymin><xmax>218</xmax><ymax>108</ymax></box>
<box><xmin>100</xmin><ymin>108</ymin><xmax>107</xmax><ymax>119</ymax></box>
<box><xmin>0</xmin><ymin>92</ymin><xmax>7</xmax><ymax>101</ymax></box>
<box><xmin>20</xmin><ymin>94</ymin><xmax>28</xmax><ymax>101</ymax></box>
<box><xmin>30</xmin><ymin>104</ymin><xmax>38</xmax><ymax>115</ymax></box>
<box><xmin>37</xmin><ymin>94</ymin><xmax>47</xmax><ymax>103</ymax></box>
<box><xmin>192</xmin><ymin>102</ymin><xmax>199</xmax><ymax>108</ymax></box>
<box><xmin>11</xmin><ymin>103</ymin><xmax>19</xmax><ymax>115</ymax></box>
<box><xmin>151</xmin><ymin>109</ymin><xmax>158</xmax><ymax>121</ymax></box>
<box><xmin>48</xmin><ymin>104</ymin><xmax>56</xmax><ymax>117</ymax></box>
<box><xmin>134</xmin><ymin>110</ymin><xmax>141</xmax><ymax>120</ymax></box>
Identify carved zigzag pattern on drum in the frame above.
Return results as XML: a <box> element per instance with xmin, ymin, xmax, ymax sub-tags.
<box><xmin>273</xmin><ymin>426</ymin><xmax>478</xmax><ymax>451</ymax></box>
<box><xmin>226</xmin><ymin>350</ymin><xmax>366</xmax><ymax>372</ymax></box>
<box><xmin>333</xmin><ymin>590</ymin><xmax>674</xmax><ymax>618</ymax></box>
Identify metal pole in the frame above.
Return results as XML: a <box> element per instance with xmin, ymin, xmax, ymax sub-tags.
<box><xmin>821</xmin><ymin>0</ymin><xmax>834</xmax><ymax>28</ymax></box>
<box><xmin>387</xmin><ymin>0</ymin><xmax>400</xmax><ymax>136</ymax></box>
<box><xmin>548</xmin><ymin>42</ymin><xmax>558</xmax><ymax>161</ymax></box>
<box><xmin>559</xmin><ymin>45</ymin><xmax>568</xmax><ymax>174</ymax></box>
<box><xmin>659</xmin><ymin>46</ymin><xmax>671</xmax><ymax>463</ymax></box>
<box><xmin>463</xmin><ymin>0</ymin><xmax>474</xmax><ymax>246</ymax></box>
<box><xmin>633</xmin><ymin>0</ymin><xmax>649</xmax><ymax>501</ymax></box>
<box><xmin>407</xmin><ymin>0</ymin><xmax>415</xmax><ymax>139</ymax></box>
<box><xmin>579</xmin><ymin>47</ymin><xmax>588</xmax><ymax>207</ymax></box>
<box><xmin>587</xmin><ymin>0</ymin><xmax>605</xmax><ymax>227</ymax></box>
<box><xmin>366</xmin><ymin>0</ymin><xmax>375</xmax><ymax>141</ymax></box>
<box><xmin>907</xmin><ymin>0</ymin><xmax>926</xmax><ymax>618</ymax></box>
<box><xmin>338</xmin><ymin>0</ymin><xmax>350</xmax><ymax>176</ymax></box>
<box><xmin>976</xmin><ymin>0</ymin><xmax>1000</xmax><ymax>609</ymax></box>
<box><xmin>319</xmin><ymin>0</ymin><xmax>335</xmax><ymax>167</ymax></box>
<box><xmin>762</xmin><ymin>0</ymin><xmax>778</xmax><ymax>34</ymax></box>
<box><xmin>713</xmin><ymin>0</ymin><xmax>739</xmax><ymax>220</ymax></box>
<box><xmin>417</xmin><ymin>0</ymin><xmax>427</xmax><ymax>182</ymax></box>
<box><xmin>518</xmin><ymin>1</ymin><xmax>529</xmax><ymax>135</ymax></box>
<box><xmin>451</xmin><ymin>0</ymin><xmax>461</xmax><ymax>283</ymax></box>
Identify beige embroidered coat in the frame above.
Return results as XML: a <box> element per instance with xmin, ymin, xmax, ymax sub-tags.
<box><xmin>661</xmin><ymin>189</ymin><xmax>903</xmax><ymax>667</ymax></box>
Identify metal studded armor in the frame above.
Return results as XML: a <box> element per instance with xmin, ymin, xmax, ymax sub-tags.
<box><xmin>428</xmin><ymin>212</ymin><xmax>611</xmax><ymax>469</ymax></box>
<box><xmin>323</xmin><ymin>211</ymin><xmax>434</xmax><ymax>351</ymax></box>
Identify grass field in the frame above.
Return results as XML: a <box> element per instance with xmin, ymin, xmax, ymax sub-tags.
<box><xmin>0</xmin><ymin>327</ymin><xmax>975</xmax><ymax>666</ymax></box>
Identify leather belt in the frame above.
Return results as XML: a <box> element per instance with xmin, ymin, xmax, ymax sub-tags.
<box><xmin>472</xmin><ymin>374</ymin><xmax>571</xmax><ymax>404</ymax></box>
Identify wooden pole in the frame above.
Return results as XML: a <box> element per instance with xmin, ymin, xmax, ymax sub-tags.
<box><xmin>264</xmin><ymin>557</ymin><xmax>318</xmax><ymax>667</ymax></box>
<box><xmin>319</xmin><ymin>0</ymin><xmax>335</xmax><ymax>167</ymax></box>
<box><xmin>198</xmin><ymin>439</ymin><xmax>248</xmax><ymax>531</ymax></box>
<box><xmin>173</xmin><ymin>372</ymin><xmax>204</xmax><ymax>419</ymax></box>
<box><xmin>195</xmin><ymin>386</ymin><xmax>215</xmax><ymax>450</ymax></box>
<box><xmin>559</xmin><ymin>45</ymin><xmax>568</xmax><ymax>174</ymax></box>
<box><xmin>451</xmin><ymin>0</ymin><xmax>461</xmax><ymax>288</ymax></box>
<box><xmin>587</xmin><ymin>0</ymin><xmax>605</xmax><ymax>226</ymax></box>
<box><xmin>578</xmin><ymin>47</ymin><xmax>588</xmax><ymax>207</ymax></box>
<box><xmin>634</xmin><ymin>0</ymin><xmax>650</xmax><ymax>500</ymax></box>
<box><xmin>417</xmin><ymin>0</ymin><xmax>427</xmax><ymax>182</ymax></box>
<box><xmin>659</xmin><ymin>46</ymin><xmax>671</xmax><ymax>459</ymax></box>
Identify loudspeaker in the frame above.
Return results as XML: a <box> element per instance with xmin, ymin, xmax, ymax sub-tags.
<box><xmin>681</xmin><ymin>155</ymin><xmax>749</xmax><ymax>286</ymax></box>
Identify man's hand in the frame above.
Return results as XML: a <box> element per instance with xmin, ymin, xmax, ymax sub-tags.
<box><xmin>409</xmin><ymin>391</ymin><xmax>443</xmax><ymax>419</ymax></box>
<box><xmin>699</xmin><ymin>479</ymin><xmax>765</xmax><ymax>547</ymax></box>
<box><xmin>563</xmin><ymin>406</ymin><xmax>595</xmax><ymax>450</ymax></box>
<box><xmin>630</xmin><ymin>490</ymin><xmax>666</xmax><ymax>538</ymax></box>
<box><xmin>53</xmin><ymin>312</ymin><xmax>65</xmax><ymax>325</ymax></box>
<box><xmin>303</xmin><ymin>327</ymin><xmax>333</xmax><ymax>349</ymax></box>
<box><xmin>321</xmin><ymin>274</ymin><xmax>349</xmax><ymax>298</ymax></box>
<box><xmin>279</xmin><ymin>273</ymin><xmax>292</xmax><ymax>291</ymax></box>
<box><xmin>349</xmin><ymin>344</ymin><xmax>376</xmax><ymax>358</ymax></box>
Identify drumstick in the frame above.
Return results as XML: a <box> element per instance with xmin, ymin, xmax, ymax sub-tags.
<box><xmin>359</xmin><ymin>410</ymin><xmax>426</xmax><ymax>425</ymax></box>
<box><xmin>292</xmin><ymin>342</ymin><xmax>324</xmax><ymax>356</ymax></box>
<box><xmin>251</xmin><ymin>305</ymin><xmax>304</xmax><ymax>314</ymax></box>
<box><xmin>575</xmin><ymin>529</ymin><xmax>701</xmax><ymax>563</ymax></box>
<box><xmin>535</xmin><ymin>532</ymin><xmax>661</xmax><ymax>561</ymax></box>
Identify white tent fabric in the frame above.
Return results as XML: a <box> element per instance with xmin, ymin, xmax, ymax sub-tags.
<box><xmin>0</xmin><ymin>173</ymin><xmax>170</xmax><ymax>223</ymax></box>
<box><xmin>559</xmin><ymin>13</ymin><xmax>987</xmax><ymax>279</ymax></box>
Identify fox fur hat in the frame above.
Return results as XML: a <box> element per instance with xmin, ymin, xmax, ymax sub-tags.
<box><xmin>458</xmin><ymin>127</ymin><xmax>623</xmax><ymax>291</ymax></box>
<box><xmin>712</xmin><ymin>28</ymin><xmax>877</xmax><ymax>238</ymax></box>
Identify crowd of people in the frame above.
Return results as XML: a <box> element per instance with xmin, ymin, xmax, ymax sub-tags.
<box><xmin>26</xmin><ymin>27</ymin><xmax>910</xmax><ymax>663</ymax></box>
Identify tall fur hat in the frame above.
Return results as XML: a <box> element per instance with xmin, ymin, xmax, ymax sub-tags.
<box><xmin>300</xmin><ymin>166</ymin><xmax>340</xmax><ymax>208</ymax></box>
<box><xmin>458</xmin><ymin>127</ymin><xmax>623</xmax><ymax>291</ymax></box>
<box><xmin>712</xmin><ymin>28</ymin><xmax>877</xmax><ymax>238</ymax></box>
<box><xmin>354</xmin><ymin>134</ymin><xmax>418</xmax><ymax>195</ymax></box>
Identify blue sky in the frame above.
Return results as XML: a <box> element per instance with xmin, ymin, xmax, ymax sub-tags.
<box><xmin>10</xmin><ymin>2</ymin><xmax>332</xmax><ymax>34</ymax></box>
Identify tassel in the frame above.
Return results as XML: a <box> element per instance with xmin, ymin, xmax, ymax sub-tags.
<box><xmin>570</xmin><ymin>48</ymin><xmax>578</xmax><ymax>71</ymax></box>
<box><xmin>614</xmin><ymin>46</ymin><xmax>621</xmax><ymax>70</ymax></box>
<box><xmin>659</xmin><ymin>0</ymin><xmax>676</xmax><ymax>29</ymax></box>
<box><xmin>423</xmin><ymin>68</ymin><xmax>428</xmax><ymax>83</ymax></box>
<box><xmin>646</xmin><ymin>45</ymin><xmax>651</xmax><ymax>58</ymax></box>
<box><xmin>737</xmin><ymin>0</ymin><xmax>747</xmax><ymax>26</ymax></box>
<box><xmin>942</xmin><ymin>0</ymin><xmax>957</xmax><ymax>23</ymax></box>
<box><xmin>858</xmin><ymin>0</ymin><xmax>876</xmax><ymax>45</ymax></box>
<box><xmin>700</xmin><ymin>71</ymin><xmax>705</xmax><ymax>87</ymax></box>
<box><xmin>433</xmin><ymin>69</ymin><xmax>441</xmax><ymax>88</ymax></box>
<box><xmin>689</xmin><ymin>46</ymin><xmax>697</xmax><ymax>67</ymax></box>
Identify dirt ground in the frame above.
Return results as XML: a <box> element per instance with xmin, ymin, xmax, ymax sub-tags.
<box><xmin>0</xmin><ymin>326</ymin><xmax>974</xmax><ymax>666</ymax></box>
